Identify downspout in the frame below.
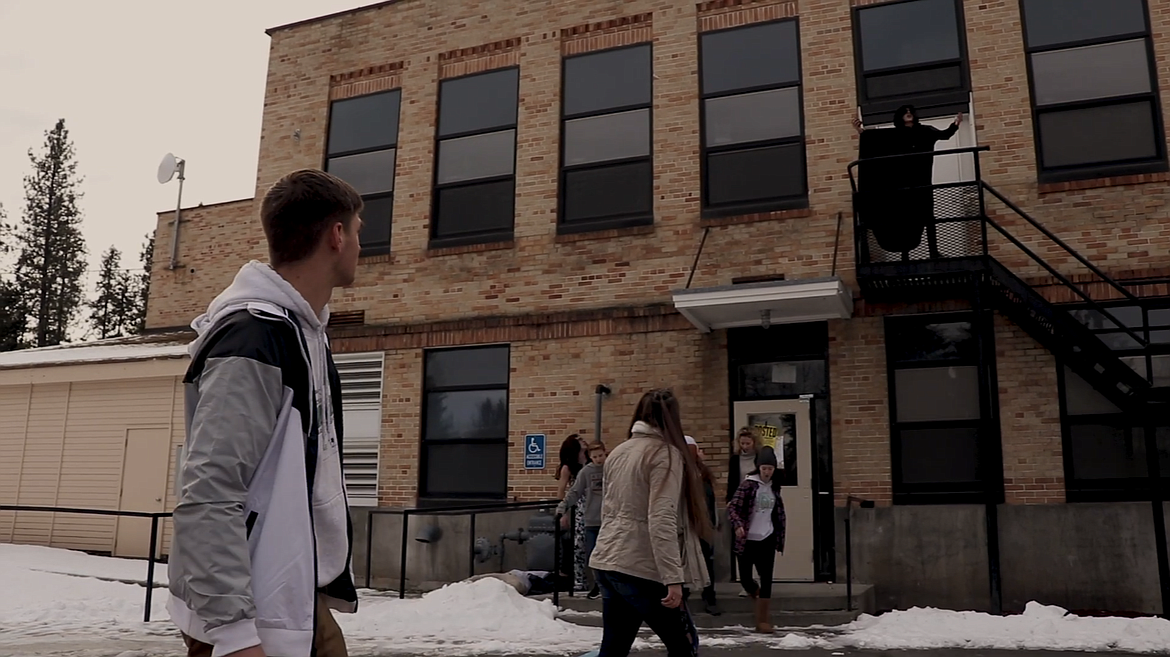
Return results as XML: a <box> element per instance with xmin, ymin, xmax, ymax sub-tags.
<box><xmin>594</xmin><ymin>384</ymin><xmax>611</xmax><ymax>443</ymax></box>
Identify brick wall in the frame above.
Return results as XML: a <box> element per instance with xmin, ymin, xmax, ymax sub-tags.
<box><xmin>143</xmin><ymin>0</ymin><xmax>1170</xmax><ymax>507</ymax></box>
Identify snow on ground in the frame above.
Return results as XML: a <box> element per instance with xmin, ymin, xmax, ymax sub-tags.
<box><xmin>8</xmin><ymin>543</ymin><xmax>1170</xmax><ymax>655</ymax></box>
<box><xmin>833</xmin><ymin>602</ymin><xmax>1170</xmax><ymax>653</ymax></box>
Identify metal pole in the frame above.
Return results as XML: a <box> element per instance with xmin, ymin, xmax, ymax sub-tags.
<box><xmin>168</xmin><ymin>160</ymin><xmax>185</xmax><ymax>270</ymax></box>
<box><xmin>468</xmin><ymin>513</ymin><xmax>477</xmax><ymax>579</ymax></box>
<box><xmin>1144</xmin><ymin>416</ymin><xmax>1170</xmax><ymax>618</ymax></box>
<box><xmin>845</xmin><ymin>512</ymin><xmax>852</xmax><ymax>612</ymax></box>
<box><xmin>365</xmin><ymin>512</ymin><xmax>374</xmax><ymax>589</ymax></box>
<box><xmin>553</xmin><ymin>514</ymin><xmax>561</xmax><ymax>608</ymax></box>
<box><xmin>974</xmin><ymin>281</ymin><xmax>1003</xmax><ymax>615</ymax></box>
<box><xmin>144</xmin><ymin>515</ymin><xmax>159</xmax><ymax>623</ymax></box>
<box><xmin>399</xmin><ymin>512</ymin><xmax>409</xmax><ymax>600</ymax></box>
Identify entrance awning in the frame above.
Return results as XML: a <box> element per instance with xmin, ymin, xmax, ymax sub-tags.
<box><xmin>672</xmin><ymin>277</ymin><xmax>854</xmax><ymax>333</ymax></box>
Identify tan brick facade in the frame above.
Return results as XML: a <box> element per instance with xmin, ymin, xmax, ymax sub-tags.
<box><xmin>145</xmin><ymin>0</ymin><xmax>1170</xmax><ymax>511</ymax></box>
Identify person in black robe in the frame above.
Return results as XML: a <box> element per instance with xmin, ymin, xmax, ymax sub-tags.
<box><xmin>853</xmin><ymin>105</ymin><xmax>963</xmax><ymax>259</ymax></box>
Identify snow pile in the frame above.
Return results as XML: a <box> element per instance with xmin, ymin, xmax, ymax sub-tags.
<box><xmin>0</xmin><ymin>547</ymin><xmax>170</xmax><ymax>641</ymax></box>
<box><xmin>839</xmin><ymin>601</ymin><xmax>1170</xmax><ymax>653</ymax></box>
<box><xmin>340</xmin><ymin>578</ymin><xmax>601</xmax><ymax>654</ymax></box>
<box><xmin>1</xmin><ymin>543</ymin><xmax>167</xmax><ymax>585</ymax></box>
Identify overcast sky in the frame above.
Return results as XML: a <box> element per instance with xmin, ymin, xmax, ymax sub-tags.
<box><xmin>0</xmin><ymin>0</ymin><xmax>371</xmax><ymax>284</ymax></box>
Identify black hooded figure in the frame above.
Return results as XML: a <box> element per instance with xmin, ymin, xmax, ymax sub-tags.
<box><xmin>856</xmin><ymin>105</ymin><xmax>962</xmax><ymax>256</ymax></box>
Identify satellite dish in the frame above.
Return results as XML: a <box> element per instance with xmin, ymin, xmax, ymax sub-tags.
<box><xmin>157</xmin><ymin>153</ymin><xmax>178</xmax><ymax>184</ymax></box>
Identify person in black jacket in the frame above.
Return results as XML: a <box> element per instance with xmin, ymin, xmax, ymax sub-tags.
<box><xmin>686</xmin><ymin>436</ymin><xmax>721</xmax><ymax>616</ymax></box>
<box><xmin>853</xmin><ymin>105</ymin><xmax>964</xmax><ymax>258</ymax></box>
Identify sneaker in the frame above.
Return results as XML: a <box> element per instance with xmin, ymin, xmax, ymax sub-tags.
<box><xmin>737</xmin><ymin>590</ymin><xmax>749</xmax><ymax>598</ymax></box>
<box><xmin>704</xmin><ymin>599</ymin><xmax>722</xmax><ymax>616</ymax></box>
<box><xmin>587</xmin><ymin>586</ymin><xmax>601</xmax><ymax>600</ymax></box>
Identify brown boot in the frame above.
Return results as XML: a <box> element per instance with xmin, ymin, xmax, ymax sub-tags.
<box><xmin>754</xmin><ymin>597</ymin><xmax>773</xmax><ymax>634</ymax></box>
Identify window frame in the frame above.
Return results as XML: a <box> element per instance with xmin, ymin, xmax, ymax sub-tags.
<box><xmin>1020</xmin><ymin>0</ymin><xmax>1168</xmax><ymax>183</ymax></box>
<box><xmin>885</xmin><ymin>312</ymin><xmax>1003</xmax><ymax>505</ymax></box>
<box><xmin>851</xmin><ymin>0</ymin><xmax>972</xmax><ymax>123</ymax></box>
<box><xmin>418</xmin><ymin>344</ymin><xmax>511</xmax><ymax>501</ymax></box>
<box><xmin>430</xmin><ymin>67</ymin><xmax>520</xmax><ymax>249</ymax></box>
<box><xmin>323</xmin><ymin>89</ymin><xmax>402</xmax><ymax>258</ymax></box>
<box><xmin>557</xmin><ymin>43</ymin><xmax>655</xmax><ymax>235</ymax></box>
<box><xmin>697</xmin><ymin>17</ymin><xmax>810</xmax><ymax>219</ymax></box>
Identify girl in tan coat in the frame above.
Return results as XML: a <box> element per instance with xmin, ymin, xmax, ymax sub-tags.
<box><xmin>589</xmin><ymin>389</ymin><xmax>712</xmax><ymax>657</ymax></box>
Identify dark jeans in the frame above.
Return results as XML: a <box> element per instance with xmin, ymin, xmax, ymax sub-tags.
<box><xmin>700</xmin><ymin>539</ymin><xmax>717</xmax><ymax>604</ymax></box>
<box><xmin>596</xmin><ymin>570</ymin><xmax>698</xmax><ymax>657</ymax></box>
<box><xmin>736</xmin><ymin>533</ymin><xmax>776</xmax><ymax>599</ymax></box>
<box><xmin>584</xmin><ymin>526</ymin><xmax>600</xmax><ymax>588</ymax></box>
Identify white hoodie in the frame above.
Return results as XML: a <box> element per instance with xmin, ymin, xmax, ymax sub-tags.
<box><xmin>189</xmin><ymin>261</ymin><xmax>350</xmax><ymax>588</ymax></box>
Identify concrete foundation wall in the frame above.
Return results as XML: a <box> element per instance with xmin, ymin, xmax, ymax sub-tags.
<box><xmin>838</xmin><ymin>502</ymin><xmax>1170</xmax><ymax>615</ymax></box>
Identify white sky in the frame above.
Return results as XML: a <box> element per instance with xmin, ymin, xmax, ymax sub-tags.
<box><xmin>0</xmin><ymin>0</ymin><xmax>373</xmax><ymax>283</ymax></box>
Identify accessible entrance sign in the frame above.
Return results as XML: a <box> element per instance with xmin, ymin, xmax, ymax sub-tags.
<box><xmin>524</xmin><ymin>433</ymin><xmax>546</xmax><ymax>470</ymax></box>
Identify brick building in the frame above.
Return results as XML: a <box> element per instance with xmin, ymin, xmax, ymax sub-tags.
<box><xmin>143</xmin><ymin>0</ymin><xmax>1170</xmax><ymax>612</ymax></box>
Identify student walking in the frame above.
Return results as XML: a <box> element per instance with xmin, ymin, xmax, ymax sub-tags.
<box><xmin>590</xmin><ymin>389</ymin><xmax>712</xmax><ymax>657</ymax></box>
<box><xmin>727</xmin><ymin>446</ymin><xmax>786</xmax><ymax>634</ymax></box>
<box><xmin>167</xmin><ymin>169</ymin><xmax>364</xmax><ymax>657</ymax></box>
<box><xmin>558</xmin><ymin>440</ymin><xmax>608</xmax><ymax>599</ymax></box>
<box><xmin>685</xmin><ymin>435</ymin><xmax>721</xmax><ymax>616</ymax></box>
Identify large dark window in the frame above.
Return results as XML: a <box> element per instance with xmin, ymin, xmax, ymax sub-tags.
<box><xmin>1060</xmin><ymin>366</ymin><xmax>1170</xmax><ymax>501</ymax></box>
<box><xmin>699</xmin><ymin>19</ymin><xmax>807</xmax><ymax>216</ymax></box>
<box><xmin>559</xmin><ymin>45</ymin><xmax>653</xmax><ymax>233</ymax></box>
<box><xmin>325</xmin><ymin>90</ymin><xmax>402</xmax><ymax>256</ymax></box>
<box><xmin>432</xmin><ymin>69</ymin><xmax>519</xmax><ymax>247</ymax></box>
<box><xmin>1021</xmin><ymin>0</ymin><xmax>1165</xmax><ymax>181</ymax></box>
<box><xmin>886</xmin><ymin>313</ymin><xmax>1001</xmax><ymax>504</ymax></box>
<box><xmin>853</xmin><ymin>0</ymin><xmax>970</xmax><ymax>122</ymax></box>
<box><xmin>420</xmin><ymin>345</ymin><xmax>510</xmax><ymax>499</ymax></box>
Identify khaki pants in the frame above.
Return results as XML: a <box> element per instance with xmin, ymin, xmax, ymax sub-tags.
<box><xmin>182</xmin><ymin>595</ymin><xmax>348</xmax><ymax>657</ymax></box>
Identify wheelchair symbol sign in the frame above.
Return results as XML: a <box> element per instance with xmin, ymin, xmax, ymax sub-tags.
<box><xmin>524</xmin><ymin>434</ymin><xmax>546</xmax><ymax>469</ymax></box>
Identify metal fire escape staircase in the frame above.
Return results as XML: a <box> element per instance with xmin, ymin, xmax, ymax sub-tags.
<box><xmin>848</xmin><ymin>146</ymin><xmax>1167</xmax><ymax>413</ymax></box>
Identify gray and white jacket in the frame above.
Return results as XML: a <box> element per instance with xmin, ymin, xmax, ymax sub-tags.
<box><xmin>167</xmin><ymin>262</ymin><xmax>358</xmax><ymax>657</ymax></box>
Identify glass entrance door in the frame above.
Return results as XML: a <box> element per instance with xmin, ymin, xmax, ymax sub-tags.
<box><xmin>733</xmin><ymin>398</ymin><xmax>814</xmax><ymax>581</ymax></box>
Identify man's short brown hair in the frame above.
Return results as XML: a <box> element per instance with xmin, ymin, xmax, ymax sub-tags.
<box><xmin>260</xmin><ymin>169</ymin><xmax>363</xmax><ymax>267</ymax></box>
<box><xmin>587</xmin><ymin>440</ymin><xmax>607</xmax><ymax>454</ymax></box>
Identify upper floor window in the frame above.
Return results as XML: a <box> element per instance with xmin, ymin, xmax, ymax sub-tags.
<box><xmin>559</xmin><ymin>44</ymin><xmax>654</xmax><ymax>234</ymax></box>
<box><xmin>432</xmin><ymin>68</ymin><xmax>520</xmax><ymax>248</ymax></box>
<box><xmin>853</xmin><ymin>0</ymin><xmax>970</xmax><ymax>122</ymax></box>
<box><xmin>885</xmin><ymin>313</ymin><xmax>1002</xmax><ymax>504</ymax></box>
<box><xmin>700</xmin><ymin>19</ymin><xmax>807</xmax><ymax>217</ymax></box>
<box><xmin>325</xmin><ymin>90</ymin><xmax>401</xmax><ymax>256</ymax></box>
<box><xmin>1021</xmin><ymin>0</ymin><xmax>1166</xmax><ymax>181</ymax></box>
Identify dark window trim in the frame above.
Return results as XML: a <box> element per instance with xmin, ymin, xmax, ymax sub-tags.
<box><xmin>431</xmin><ymin>66</ymin><xmax>520</xmax><ymax>248</ymax></box>
<box><xmin>323</xmin><ymin>88</ymin><xmax>403</xmax><ymax>258</ymax></box>
<box><xmin>557</xmin><ymin>43</ymin><xmax>655</xmax><ymax>235</ymax></box>
<box><xmin>1019</xmin><ymin>0</ymin><xmax>1167</xmax><ymax>183</ymax></box>
<box><xmin>698</xmin><ymin>16</ymin><xmax>809</xmax><ymax>218</ymax></box>
<box><xmin>885</xmin><ymin>311</ymin><xmax>1003</xmax><ymax>505</ymax></box>
<box><xmin>419</xmin><ymin>344</ymin><xmax>511</xmax><ymax>500</ymax></box>
<box><xmin>851</xmin><ymin>0</ymin><xmax>972</xmax><ymax>119</ymax></box>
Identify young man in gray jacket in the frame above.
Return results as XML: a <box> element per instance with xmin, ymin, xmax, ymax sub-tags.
<box><xmin>168</xmin><ymin>169</ymin><xmax>364</xmax><ymax>657</ymax></box>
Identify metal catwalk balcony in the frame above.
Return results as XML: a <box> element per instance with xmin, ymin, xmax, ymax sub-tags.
<box><xmin>848</xmin><ymin>146</ymin><xmax>1168</xmax><ymax>411</ymax></box>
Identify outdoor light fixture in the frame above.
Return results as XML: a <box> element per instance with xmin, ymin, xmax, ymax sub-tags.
<box><xmin>760</xmin><ymin>309</ymin><xmax>772</xmax><ymax>329</ymax></box>
<box><xmin>415</xmin><ymin>524</ymin><xmax>443</xmax><ymax>544</ymax></box>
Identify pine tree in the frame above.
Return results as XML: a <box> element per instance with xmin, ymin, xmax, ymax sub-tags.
<box><xmin>90</xmin><ymin>246</ymin><xmax>136</xmax><ymax>339</ymax></box>
<box><xmin>0</xmin><ymin>209</ymin><xmax>26</xmax><ymax>352</ymax></box>
<box><xmin>134</xmin><ymin>231</ymin><xmax>155</xmax><ymax>331</ymax></box>
<box><xmin>14</xmin><ymin>119</ymin><xmax>88</xmax><ymax>347</ymax></box>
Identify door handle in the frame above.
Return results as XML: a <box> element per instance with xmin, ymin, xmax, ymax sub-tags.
<box><xmin>155</xmin><ymin>497</ymin><xmax>163</xmax><ymax>503</ymax></box>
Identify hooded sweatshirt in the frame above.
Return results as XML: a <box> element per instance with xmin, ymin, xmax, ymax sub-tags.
<box><xmin>168</xmin><ymin>261</ymin><xmax>356</xmax><ymax>657</ymax></box>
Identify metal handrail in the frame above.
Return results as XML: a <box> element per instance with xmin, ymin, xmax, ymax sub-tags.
<box><xmin>0</xmin><ymin>504</ymin><xmax>171</xmax><ymax>622</ymax></box>
<box><xmin>980</xmin><ymin>214</ymin><xmax>1149</xmax><ymax>349</ymax></box>
<box><xmin>362</xmin><ymin>499</ymin><xmax>562</xmax><ymax>601</ymax></box>
<box><xmin>847</xmin><ymin>145</ymin><xmax>991</xmax><ymax>191</ymax></box>
<box><xmin>983</xmin><ymin>182</ymin><xmax>1144</xmax><ymax>306</ymax></box>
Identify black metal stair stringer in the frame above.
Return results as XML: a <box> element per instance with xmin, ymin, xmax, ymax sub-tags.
<box><xmin>982</xmin><ymin>257</ymin><xmax>1151</xmax><ymax>410</ymax></box>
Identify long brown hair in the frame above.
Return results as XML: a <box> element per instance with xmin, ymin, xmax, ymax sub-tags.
<box><xmin>629</xmin><ymin>389</ymin><xmax>713</xmax><ymax>541</ymax></box>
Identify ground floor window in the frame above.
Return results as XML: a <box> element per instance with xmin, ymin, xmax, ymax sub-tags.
<box><xmin>1060</xmin><ymin>365</ymin><xmax>1170</xmax><ymax>501</ymax></box>
<box><xmin>420</xmin><ymin>345</ymin><xmax>510</xmax><ymax>500</ymax></box>
<box><xmin>885</xmin><ymin>312</ymin><xmax>1002</xmax><ymax>504</ymax></box>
